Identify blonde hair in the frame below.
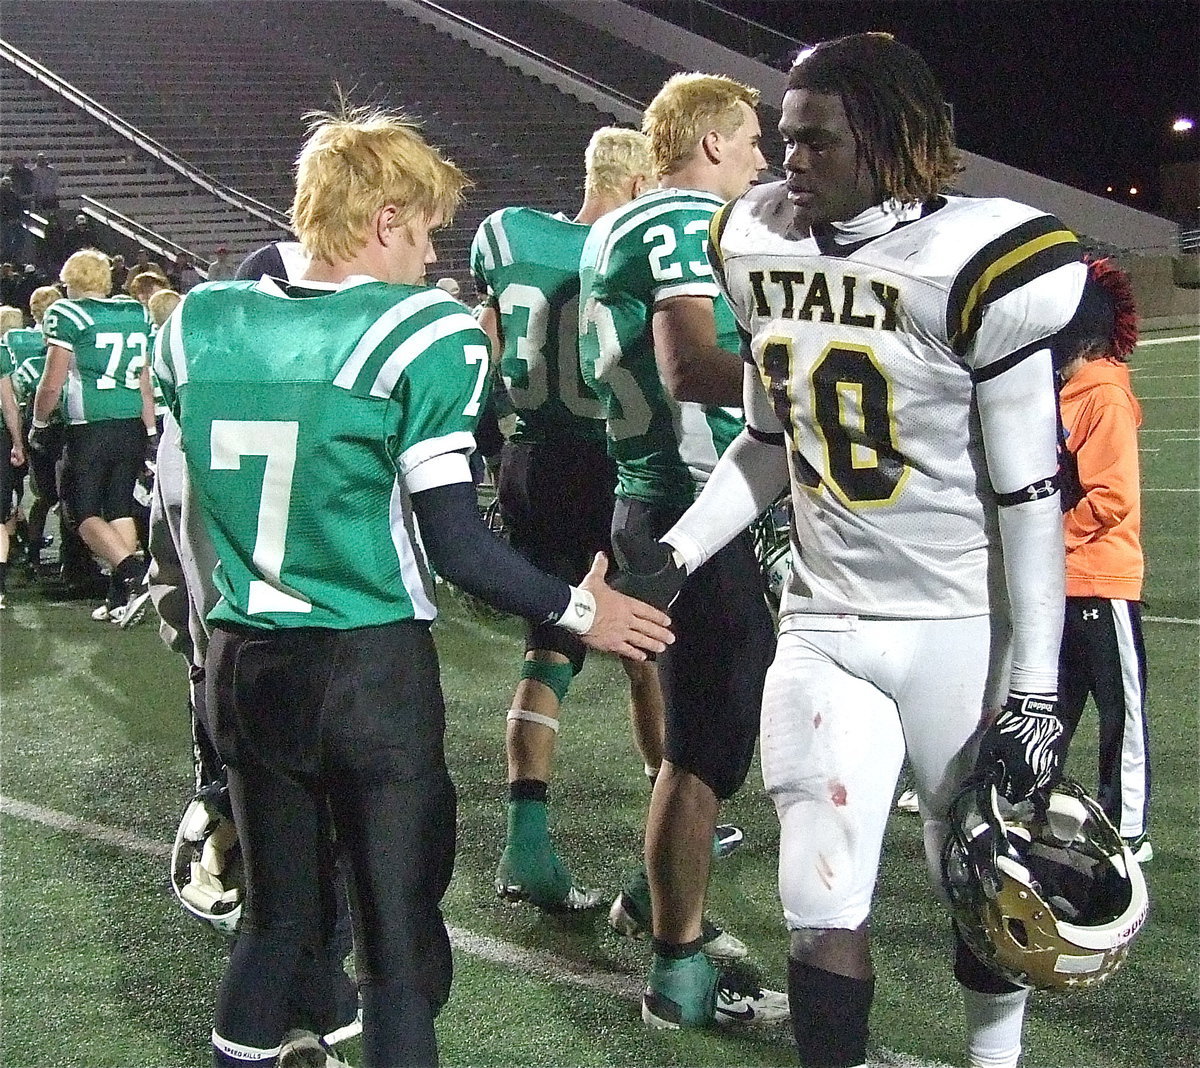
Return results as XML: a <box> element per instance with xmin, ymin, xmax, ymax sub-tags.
<box><xmin>0</xmin><ymin>305</ymin><xmax>23</xmax><ymax>335</ymax></box>
<box><xmin>127</xmin><ymin>270</ymin><xmax>168</xmax><ymax>302</ymax></box>
<box><xmin>148</xmin><ymin>288</ymin><xmax>182</xmax><ymax>327</ymax></box>
<box><xmin>584</xmin><ymin>127</ymin><xmax>653</xmax><ymax>197</ymax></box>
<box><xmin>642</xmin><ymin>73</ymin><xmax>760</xmax><ymax>177</ymax></box>
<box><xmin>29</xmin><ymin>285</ymin><xmax>60</xmax><ymax>324</ymax></box>
<box><xmin>291</xmin><ymin>103</ymin><xmax>470</xmax><ymax>264</ymax></box>
<box><xmin>60</xmin><ymin>249</ymin><xmax>112</xmax><ymax>296</ymax></box>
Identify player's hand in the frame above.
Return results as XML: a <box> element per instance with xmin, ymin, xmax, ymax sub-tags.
<box><xmin>144</xmin><ymin>431</ymin><xmax>159</xmax><ymax>472</ymax></box>
<box><xmin>578</xmin><ymin>551</ymin><xmax>674</xmax><ymax>661</ymax></box>
<box><xmin>10</xmin><ymin>438</ymin><xmax>25</xmax><ymax>468</ymax></box>
<box><xmin>26</xmin><ymin>423</ymin><xmax>47</xmax><ymax>455</ymax></box>
<box><xmin>973</xmin><ymin>692</ymin><xmax>1066</xmax><ymax>804</ymax></box>
<box><xmin>609</xmin><ymin>528</ymin><xmax>687</xmax><ymax>612</ymax></box>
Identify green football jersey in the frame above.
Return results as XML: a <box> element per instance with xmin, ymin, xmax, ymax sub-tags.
<box><xmin>471</xmin><ymin>207</ymin><xmax>605</xmax><ymax>444</ymax></box>
<box><xmin>3</xmin><ymin>327</ymin><xmax>51</xmax><ymax>409</ymax></box>
<box><xmin>578</xmin><ymin>187</ymin><xmax>744</xmax><ymax>508</ymax></box>
<box><xmin>154</xmin><ymin>277</ymin><xmax>492</xmax><ymax>631</ymax></box>
<box><xmin>42</xmin><ymin>295</ymin><xmax>151</xmax><ymax>424</ymax></box>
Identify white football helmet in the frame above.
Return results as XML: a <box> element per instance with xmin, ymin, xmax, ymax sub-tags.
<box><xmin>750</xmin><ymin>494</ymin><xmax>792</xmax><ymax>612</ymax></box>
<box><xmin>170</xmin><ymin>785</ymin><xmax>243</xmax><ymax>936</ymax></box>
<box><xmin>941</xmin><ymin>777</ymin><xmax>1148</xmax><ymax>990</ymax></box>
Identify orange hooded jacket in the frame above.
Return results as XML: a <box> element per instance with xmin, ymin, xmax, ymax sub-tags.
<box><xmin>1059</xmin><ymin>357</ymin><xmax>1143</xmax><ymax>600</ymax></box>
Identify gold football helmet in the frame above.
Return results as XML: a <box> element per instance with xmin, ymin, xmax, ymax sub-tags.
<box><xmin>942</xmin><ymin>777</ymin><xmax>1148</xmax><ymax>990</ymax></box>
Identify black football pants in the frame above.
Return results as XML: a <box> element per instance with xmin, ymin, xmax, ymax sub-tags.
<box><xmin>207</xmin><ymin>619</ymin><xmax>456</xmax><ymax>1068</ymax></box>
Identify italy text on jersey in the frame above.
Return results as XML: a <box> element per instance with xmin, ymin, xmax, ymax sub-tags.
<box><xmin>714</xmin><ymin>187</ymin><xmax>1083</xmax><ymax>619</ymax></box>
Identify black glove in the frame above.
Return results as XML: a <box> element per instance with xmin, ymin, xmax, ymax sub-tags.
<box><xmin>609</xmin><ymin>527</ymin><xmax>687</xmax><ymax>612</ymax></box>
<box><xmin>27</xmin><ymin>423</ymin><xmax>48</xmax><ymax>454</ymax></box>
<box><xmin>144</xmin><ymin>431</ymin><xmax>159</xmax><ymax>470</ymax></box>
<box><xmin>973</xmin><ymin>692</ymin><xmax>1066</xmax><ymax>804</ymax></box>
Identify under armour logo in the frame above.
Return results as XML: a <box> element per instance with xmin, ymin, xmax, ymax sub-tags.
<box><xmin>1026</xmin><ymin>480</ymin><xmax>1057</xmax><ymax>501</ymax></box>
<box><xmin>1083</xmin><ymin>608</ymin><xmax>1100</xmax><ymax>620</ymax></box>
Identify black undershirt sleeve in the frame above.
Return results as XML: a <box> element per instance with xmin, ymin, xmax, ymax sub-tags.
<box><xmin>411</xmin><ymin>480</ymin><xmax>572</xmax><ymax>625</ymax></box>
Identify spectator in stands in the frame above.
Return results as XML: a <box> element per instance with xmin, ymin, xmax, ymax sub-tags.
<box><xmin>1</xmin><ymin>179</ymin><xmax>26</xmax><ymax>263</ymax></box>
<box><xmin>127</xmin><ymin>249</ymin><xmax>158</xmax><ymax>279</ymax></box>
<box><xmin>64</xmin><ymin>213</ymin><xmax>104</xmax><ymax>258</ymax></box>
<box><xmin>110</xmin><ymin>254</ymin><xmax>129</xmax><ymax>294</ymax></box>
<box><xmin>0</xmin><ymin>263</ymin><xmax>22</xmax><ymax>308</ymax></box>
<box><xmin>206</xmin><ymin>245</ymin><xmax>238</xmax><ymax>281</ymax></box>
<box><xmin>30</xmin><ymin>154</ymin><xmax>59</xmax><ymax>212</ymax></box>
<box><xmin>40</xmin><ymin>210</ymin><xmax>70</xmax><ymax>278</ymax></box>
<box><xmin>5</xmin><ymin>158</ymin><xmax>34</xmax><ymax>209</ymax></box>
<box><xmin>174</xmin><ymin>252</ymin><xmax>204</xmax><ymax>292</ymax></box>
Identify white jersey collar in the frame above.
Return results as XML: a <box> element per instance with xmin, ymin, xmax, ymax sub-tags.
<box><xmin>824</xmin><ymin>199</ymin><xmax>926</xmax><ymax>246</ymax></box>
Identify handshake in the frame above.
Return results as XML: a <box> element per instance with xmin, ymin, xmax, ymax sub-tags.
<box><xmin>609</xmin><ymin>528</ymin><xmax>688</xmax><ymax>612</ymax></box>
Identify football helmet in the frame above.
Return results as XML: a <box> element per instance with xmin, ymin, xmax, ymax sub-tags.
<box><xmin>941</xmin><ymin>776</ymin><xmax>1148</xmax><ymax>990</ymax></box>
<box><xmin>750</xmin><ymin>494</ymin><xmax>792</xmax><ymax>612</ymax></box>
<box><xmin>170</xmin><ymin>783</ymin><xmax>243</xmax><ymax>936</ymax></box>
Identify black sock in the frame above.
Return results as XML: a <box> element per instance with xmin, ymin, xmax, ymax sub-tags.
<box><xmin>114</xmin><ymin>553</ymin><xmax>145</xmax><ymax>584</ymax></box>
<box><xmin>509</xmin><ymin>778</ymin><xmax>548</xmax><ymax>803</ymax></box>
<box><xmin>788</xmin><ymin>957</ymin><xmax>874</xmax><ymax>1067</ymax></box>
<box><xmin>652</xmin><ymin>935</ymin><xmax>706</xmax><ymax>959</ymax></box>
<box><xmin>0</xmin><ymin>560</ymin><xmax>8</xmax><ymax>594</ymax></box>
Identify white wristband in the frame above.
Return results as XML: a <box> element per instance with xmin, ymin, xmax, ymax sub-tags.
<box><xmin>556</xmin><ymin>586</ymin><xmax>596</xmax><ymax>635</ymax></box>
<box><xmin>31</xmin><ymin>417</ymin><xmax>49</xmax><ymax>430</ymax></box>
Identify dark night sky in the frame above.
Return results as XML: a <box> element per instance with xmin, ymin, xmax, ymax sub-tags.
<box><xmin>708</xmin><ymin>0</ymin><xmax>1199</xmax><ymax>214</ymax></box>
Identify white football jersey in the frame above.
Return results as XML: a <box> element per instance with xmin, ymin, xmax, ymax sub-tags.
<box><xmin>711</xmin><ymin>185</ymin><xmax>1085</xmax><ymax>620</ymax></box>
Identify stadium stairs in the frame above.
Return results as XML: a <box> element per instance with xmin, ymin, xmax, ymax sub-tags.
<box><xmin>0</xmin><ymin>0</ymin><xmax>649</xmax><ymax>278</ymax></box>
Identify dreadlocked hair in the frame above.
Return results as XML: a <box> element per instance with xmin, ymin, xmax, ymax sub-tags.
<box><xmin>1084</xmin><ymin>256</ymin><xmax>1139</xmax><ymax>360</ymax></box>
<box><xmin>788</xmin><ymin>32</ymin><xmax>960</xmax><ymax>205</ymax></box>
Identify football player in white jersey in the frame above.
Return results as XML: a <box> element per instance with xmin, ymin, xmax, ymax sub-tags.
<box><xmin>615</xmin><ymin>33</ymin><xmax>1085</xmax><ymax>1068</ymax></box>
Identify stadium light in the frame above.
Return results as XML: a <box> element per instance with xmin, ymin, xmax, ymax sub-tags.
<box><xmin>1172</xmin><ymin>117</ymin><xmax>1195</xmax><ymax>133</ymax></box>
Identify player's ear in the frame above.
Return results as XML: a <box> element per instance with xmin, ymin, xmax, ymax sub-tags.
<box><xmin>700</xmin><ymin>128</ymin><xmax>722</xmax><ymax>166</ymax></box>
<box><xmin>375</xmin><ymin>204</ymin><xmax>402</xmax><ymax>246</ymax></box>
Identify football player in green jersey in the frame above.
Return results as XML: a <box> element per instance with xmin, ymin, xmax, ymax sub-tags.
<box><xmin>153</xmin><ymin>105</ymin><xmax>672</xmax><ymax>1068</ymax></box>
<box><xmin>580</xmin><ymin>73</ymin><xmax>789</xmax><ymax>1029</ymax></box>
<box><xmin>0</xmin><ymin>305</ymin><xmax>27</xmax><ymax>608</ymax></box>
<box><xmin>5</xmin><ymin>285</ymin><xmax>60</xmax><ymax>573</ymax></box>
<box><xmin>33</xmin><ymin>249</ymin><xmax>156</xmax><ymax>620</ymax></box>
<box><xmin>472</xmin><ymin>126</ymin><xmax>672</xmax><ymax>912</ymax></box>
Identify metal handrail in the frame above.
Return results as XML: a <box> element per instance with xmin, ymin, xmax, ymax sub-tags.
<box><xmin>415</xmin><ymin>0</ymin><xmax>647</xmax><ymax>114</ymax></box>
<box><xmin>0</xmin><ymin>36</ymin><xmax>291</xmax><ymax>231</ymax></box>
<box><xmin>80</xmin><ymin>195</ymin><xmax>197</xmax><ymax>266</ymax></box>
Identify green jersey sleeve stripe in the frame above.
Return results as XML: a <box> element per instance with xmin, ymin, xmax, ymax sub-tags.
<box><xmin>489</xmin><ymin>210</ymin><xmax>515</xmax><ymax>267</ymax></box>
<box><xmin>398</xmin><ymin>429</ymin><xmax>478</xmax><ymax>477</ymax></box>
<box><xmin>51</xmin><ymin>300</ymin><xmax>94</xmax><ymax>329</ymax></box>
<box><xmin>655</xmin><ymin>281</ymin><xmax>720</xmax><ymax>302</ymax></box>
<box><xmin>370</xmin><ymin>312</ymin><xmax>484</xmax><ymax>398</ymax></box>
<box><xmin>333</xmin><ymin>289</ymin><xmax>457</xmax><ymax>391</ymax></box>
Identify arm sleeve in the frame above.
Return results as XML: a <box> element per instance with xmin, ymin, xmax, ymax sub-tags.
<box><xmin>974</xmin><ymin>347</ymin><xmax>1064</xmax><ymax>695</ymax></box>
<box><xmin>663</xmin><ymin>362</ymin><xmax>789</xmax><ymax>573</ymax></box>
<box><xmin>411</xmin><ymin>480</ymin><xmax>574</xmax><ymax>625</ymax></box>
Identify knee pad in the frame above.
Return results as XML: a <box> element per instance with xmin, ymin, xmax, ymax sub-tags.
<box><xmin>519</xmin><ymin>657</ymin><xmax>575</xmax><ymax>704</ymax></box>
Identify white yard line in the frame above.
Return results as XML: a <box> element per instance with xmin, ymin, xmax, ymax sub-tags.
<box><xmin>1138</xmin><ymin>335</ymin><xmax>1200</xmax><ymax>346</ymax></box>
<box><xmin>0</xmin><ymin>794</ymin><xmax>955</xmax><ymax>1067</ymax></box>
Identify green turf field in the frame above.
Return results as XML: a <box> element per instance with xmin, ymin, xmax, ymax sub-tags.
<box><xmin>2</xmin><ymin>330</ymin><xmax>1197</xmax><ymax>1067</ymax></box>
